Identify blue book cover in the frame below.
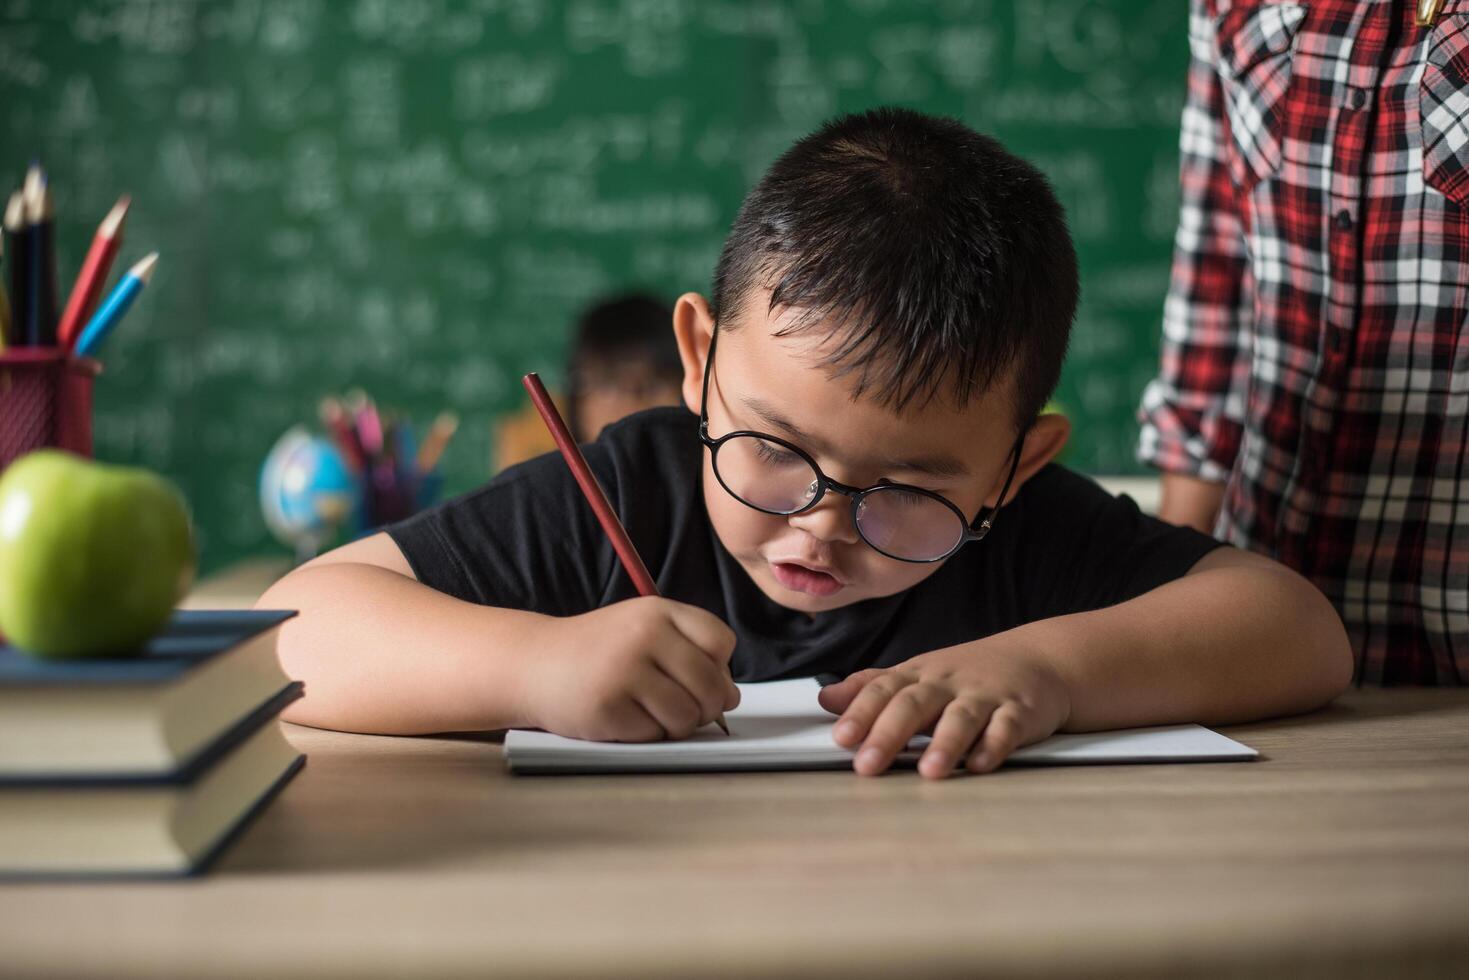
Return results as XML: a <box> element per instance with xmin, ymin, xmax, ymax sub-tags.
<box><xmin>0</xmin><ymin>609</ymin><xmax>297</xmax><ymax>686</ymax></box>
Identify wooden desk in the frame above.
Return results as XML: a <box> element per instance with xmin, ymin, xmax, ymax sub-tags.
<box><xmin>177</xmin><ymin>556</ymin><xmax>293</xmax><ymax>610</ymax></box>
<box><xmin>1</xmin><ymin>690</ymin><xmax>1465</xmax><ymax>978</ymax></box>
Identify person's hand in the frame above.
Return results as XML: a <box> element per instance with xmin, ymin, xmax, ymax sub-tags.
<box><xmin>521</xmin><ymin>596</ymin><xmax>740</xmax><ymax>742</ymax></box>
<box><xmin>817</xmin><ymin>641</ymin><xmax>1072</xmax><ymax>779</ymax></box>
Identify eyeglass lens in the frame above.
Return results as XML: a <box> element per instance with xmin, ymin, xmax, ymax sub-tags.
<box><xmin>712</xmin><ymin>434</ymin><xmax>966</xmax><ymax>561</ymax></box>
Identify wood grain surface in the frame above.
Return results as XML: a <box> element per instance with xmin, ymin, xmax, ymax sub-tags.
<box><xmin>3</xmin><ymin>689</ymin><xmax>1466</xmax><ymax>978</ymax></box>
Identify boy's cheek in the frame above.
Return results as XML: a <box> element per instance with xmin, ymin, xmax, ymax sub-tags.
<box><xmin>701</xmin><ymin>474</ymin><xmax>947</xmax><ymax>606</ymax></box>
<box><xmin>703</xmin><ymin>483</ymin><xmax>778</xmax><ymax>557</ymax></box>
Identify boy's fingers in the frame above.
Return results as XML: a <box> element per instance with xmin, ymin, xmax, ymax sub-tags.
<box><xmin>828</xmin><ymin>671</ymin><xmax>909</xmax><ymax>746</ymax></box>
<box><xmin>919</xmin><ymin>699</ymin><xmax>997</xmax><ymax>780</ymax></box>
<box><xmin>633</xmin><ymin>667</ymin><xmax>706</xmax><ymax>741</ymax></box>
<box><xmin>605</xmin><ymin>697</ymin><xmax>670</xmax><ymax>743</ymax></box>
<box><xmin>967</xmin><ymin>703</ymin><xmax>1027</xmax><ymax>774</ymax></box>
<box><xmin>654</xmin><ymin>642</ymin><xmax>735</xmax><ymax>727</ymax></box>
<box><xmin>852</xmin><ymin>683</ymin><xmax>948</xmax><ymax>776</ymax></box>
<box><xmin>663</xmin><ymin>601</ymin><xmax>738</xmax><ymax>665</ymax></box>
<box><xmin>817</xmin><ymin>668</ymin><xmax>884</xmax><ymax>715</ymax></box>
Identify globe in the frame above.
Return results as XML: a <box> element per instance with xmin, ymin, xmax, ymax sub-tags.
<box><xmin>259</xmin><ymin>426</ymin><xmax>361</xmax><ymax>560</ymax></box>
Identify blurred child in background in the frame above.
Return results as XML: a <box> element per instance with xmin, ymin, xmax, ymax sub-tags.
<box><xmin>492</xmin><ymin>292</ymin><xmax>681</xmax><ymax>470</ymax></box>
<box><xmin>565</xmin><ymin>293</ymin><xmax>681</xmax><ymax>443</ymax></box>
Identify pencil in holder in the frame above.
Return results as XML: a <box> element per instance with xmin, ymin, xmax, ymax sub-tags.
<box><xmin>0</xmin><ymin>349</ymin><xmax>102</xmax><ymax>471</ymax></box>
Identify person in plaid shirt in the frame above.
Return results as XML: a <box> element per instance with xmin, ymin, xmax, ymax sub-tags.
<box><xmin>1140</xmin><ymin>0</ymin><xmax>1469</xmax><ymax>685</ymax></box>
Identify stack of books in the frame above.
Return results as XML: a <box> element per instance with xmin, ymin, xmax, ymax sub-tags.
<box><xmin>0</xmin><ymin>609</ymin><xmax>304</xmax><ymax>877</ymax></box>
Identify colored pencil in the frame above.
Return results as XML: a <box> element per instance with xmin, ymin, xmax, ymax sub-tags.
<box><xmin>347</xmin><ymin>389</ymin><xmax>384</xmax><ymax>456</ymax></box>
<box><xmin>522</xmin><ymin>372</ymin><xmax>729</xmax><ymax>735</ymax></box>
<box><xmin>415</xmin><ymin>411</ymin><xmax>459</xmax><ymax>474</ymax></box>
<box><xmin>74</xmin><ymin>252</ymin><xmax>158</xmax><ymax>357</ymax></box>
<box><xmin>394</xmin><ymin>420</ymin><xmax>418</xmax><ymax>484</ymax></box>
<box><xmin>4</xmin><ymin>191</ymin><xmax>27</xmax><ymax>346</ymax></box>
<box><xmin>0</xmin><ymin>231</ymin><xmax>10</xmax><ymax>350</ymax></box>
<box><xmin>22</xmin><ymin>166</ymin><xmax>57</xmax><ymax>347</ymax></box>
<box><xmin>58</xmin><ymin>194</ymin><xmax>129</xmax><ymax>350</ymax></box>
<box><xmin>319</xmin><ymin>396</ymin><xmax>365</xmax><ymax>471</ymax></box>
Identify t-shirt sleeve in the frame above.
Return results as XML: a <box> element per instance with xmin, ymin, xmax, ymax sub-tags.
<box><xmin>385</xmin><ymin>443</ymin><xmax>623</xmax><ymax>617</ymax></box>
<box><xmin>1013</xmin><ymin>466</ymin><xmax>1227</xmax><ymax>622</ymax></box>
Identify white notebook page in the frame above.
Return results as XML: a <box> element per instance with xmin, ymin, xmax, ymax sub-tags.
<box><xmin>505</xmin><ymin>678</ymin><xmax>1258</xmax><ymax>774</ymax></box>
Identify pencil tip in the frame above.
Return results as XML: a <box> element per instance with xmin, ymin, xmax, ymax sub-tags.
<box><xmin>715</xmin><ymin>715</ymin><xmax>731</xmax><ymax>736</ymax></box>
<box><xmin>103</xmin><ymin>195</ymin><xmax>132</xmax><ymax>234</ymax></box>
<box><xmin>133</xmin><ymin>252</ymin><xmax>159</xmax><ymax>281</ymax></box>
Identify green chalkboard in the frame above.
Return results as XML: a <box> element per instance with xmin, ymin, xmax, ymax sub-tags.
<box><xmin>1</xmin><ymin>0</ymin><xmax>1188</xmax><ymax>573</ymax></box>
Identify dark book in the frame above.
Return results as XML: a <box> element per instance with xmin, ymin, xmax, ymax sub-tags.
<box><xmin>0</xmin><ymin>609</ymin><xmax>298</xmax><ymax>778</ymax></box>
<box><xmin>0</xmin><ymin>691</ymin><xmax>305</xmax><ymax>877</ymax></box>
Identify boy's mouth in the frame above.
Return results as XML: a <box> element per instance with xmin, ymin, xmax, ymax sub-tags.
<box><xmin>769</xmin><ymin>560</ymin><xmax>845</xmax><ymax>598</ymax></box>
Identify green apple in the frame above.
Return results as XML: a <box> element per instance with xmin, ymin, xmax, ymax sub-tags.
<box><xmin>0</xmin><ymin>450</ymin><xmax>196</xmax><ymax>658</ymax></box>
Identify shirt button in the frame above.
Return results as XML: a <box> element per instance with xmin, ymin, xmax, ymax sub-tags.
<box><xmin>1344</xmin><ymin>86</ymin><xmax>1367</xmax><ymax>110</ymax></box>
<box><xmin>1333</xmin><ymin>209</ymin><xmax>1353</xmax><ymax>231</ymax></box>
<box><xmin>1328</xmin><ymin>328</ymin><xmax>1345</xmax><ymax>351</ymax></box>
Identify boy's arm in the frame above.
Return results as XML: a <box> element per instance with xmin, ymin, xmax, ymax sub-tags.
<box><xmin>257</xmin><ymin>533</ymin><xmax>546</xmax><ymax>734</ymax></box>
<box><xmin>820</xmin><ymin>547</ymin><xmax>1353</xmax><ymax>779</ymax></box>
<box><xmin>1008</xmin><ymin>546</ymin><xmax>1352</xmax><ymax>730</ymax></box>
<box><xmin>257</xmin><ymin>533</ymin><xmax>738</xmax><ymax>738</ymax></box>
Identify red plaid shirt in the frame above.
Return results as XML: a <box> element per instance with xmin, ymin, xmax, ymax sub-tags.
<box><xmin>1139</xmin><ymin>0</ymin><xmax>1469</xmax><ymax>684</ymax></box>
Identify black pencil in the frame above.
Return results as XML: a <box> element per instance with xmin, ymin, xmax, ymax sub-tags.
<box><xmin>3</xmin><ymin>190</ymin><xmax>25</xmax><ymax>347</ymax></box>
<box><xmin>22</xmin><ymin>166</ymin><xmax>57</xmax><ymax>347</ymax></box>
<box><xmin>0</xmin><ymin>232</ymin><xmax>10</xmax><ymax>349</ymax></box>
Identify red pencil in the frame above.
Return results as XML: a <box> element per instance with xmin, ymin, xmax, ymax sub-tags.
<box><xmin>522</xmin><ymin>372</ymin><xmax>730</xmax><ymax>735</ymax></box>
<box><xmin>58</xmin><ymin>195</ymin><xmax>129</xmax><ymax>350</ymax></box>
<box><xmin>346</xmin><ymin>389</ymin><xmax>383</xmax><ymax>456</ymax></box>
<box><xmin>319</xmin><ymin>396</ymin><xmax>364</xmax><ymax>471</ymax></box>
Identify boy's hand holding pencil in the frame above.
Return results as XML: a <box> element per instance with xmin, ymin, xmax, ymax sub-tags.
<box><xmin>516</xmin><ymin>595</ymin><xmax>740</xmax><ymax>742</ymax></box>
<box><xmin>522</xmin><ymin>372</ymin><xmax>735</xmax><ymax>737</ymax></box>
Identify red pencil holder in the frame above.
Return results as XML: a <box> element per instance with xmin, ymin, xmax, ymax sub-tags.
<box><xmin>0</xmin><ymin>349</ymin><xmax>102</xmax><ymax>472</ymax></box>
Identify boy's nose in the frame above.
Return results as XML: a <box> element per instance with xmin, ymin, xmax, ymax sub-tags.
<box><xmin>787</xmin><ymin>494</ymin><xmax>861</xmax><ymax>546</ymax></box>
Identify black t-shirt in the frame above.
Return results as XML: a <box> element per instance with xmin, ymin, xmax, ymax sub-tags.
<box><xmin>388</xmin><ymin>407</ymin><xmax>1224</xmax><ymax>682</ymax></box>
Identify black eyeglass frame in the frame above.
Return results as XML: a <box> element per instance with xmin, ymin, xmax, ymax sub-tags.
<box><xmin>696</xmin><ymin>324</ymin><xmax>1025</xmax><ymax>564</ymax></box>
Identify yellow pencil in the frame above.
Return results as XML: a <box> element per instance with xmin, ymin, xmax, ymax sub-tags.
<box><xmin>415</xmin><ymin>411</ymin><xmax>460</xmax><ymax>473</ymax></box>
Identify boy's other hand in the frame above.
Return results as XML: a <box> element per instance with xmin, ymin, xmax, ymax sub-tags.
<box><xmin>523</xmin><ymin>596</ymin><xmax>740</xmax><ymax>743</ymax></box>
<box><xmin>818</xmin><ymin>643</ymin><xmax>1072</xmax><ymax>779</ymax></box>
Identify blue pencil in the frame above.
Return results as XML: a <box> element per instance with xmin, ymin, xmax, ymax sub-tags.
<box><xmin>74</xmin><ymin>252</ymin><xmax>157</xmax><ymax>357</ymax></box>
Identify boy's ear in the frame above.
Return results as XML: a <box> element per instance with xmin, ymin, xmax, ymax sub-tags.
<box><xmin>672</xmin><ymin>292</ymin><xmax>716</xmax><ymax>416</ymax></box>
<box><xmin>984</xmin><ymin>413</ymin><xmax>1071</xmax><ymax>507</ymax></box>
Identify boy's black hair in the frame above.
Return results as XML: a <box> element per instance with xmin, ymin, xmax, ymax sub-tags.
<box><xmin>711</xmin><ymin>107</ymin><xmax>1077</xmax><ymax>428</ymax></box>
<box><xmin>565</xmin><ymin>291</ymin><xmax>680</xmax><ymax>435</ymax></box>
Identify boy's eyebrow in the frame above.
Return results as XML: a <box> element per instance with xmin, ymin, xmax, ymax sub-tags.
<box><xmin>739</xmin><ymin>397</ymin><xmax>971</xmax><ymax>479</ymax></box>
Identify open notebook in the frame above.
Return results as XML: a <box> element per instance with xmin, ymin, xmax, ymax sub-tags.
<box><xmin>504</xmin><ymin>678</ymin><xmax>1258</xmax><ymax>774</ymax></box>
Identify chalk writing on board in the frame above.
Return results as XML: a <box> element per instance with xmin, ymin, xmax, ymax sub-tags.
<box><xmin>2</xmin><ymin>0</ymin><xmax>1189</xmax><ymax>571</ymax></box>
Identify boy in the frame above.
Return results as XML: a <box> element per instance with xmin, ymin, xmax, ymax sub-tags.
<box><xmin>494</xmin><ymin>292</ymin><xmax>681</xmax><ymax>470</ymax></box>
<box><xmin>565</xmin><ymin>292</ymin><xmax>683</xmax><ymax>445</ymax></box>
<box><xmin>262</xmin><ymin>108</ymin><xmax>1352</xmax><ymax>779</ymax></box>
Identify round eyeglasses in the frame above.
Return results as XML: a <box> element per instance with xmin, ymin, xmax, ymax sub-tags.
<box><xmin>698</xmin><ymin>420</ymin><xmax>1020</xmax><ymax>563</ymax></box>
